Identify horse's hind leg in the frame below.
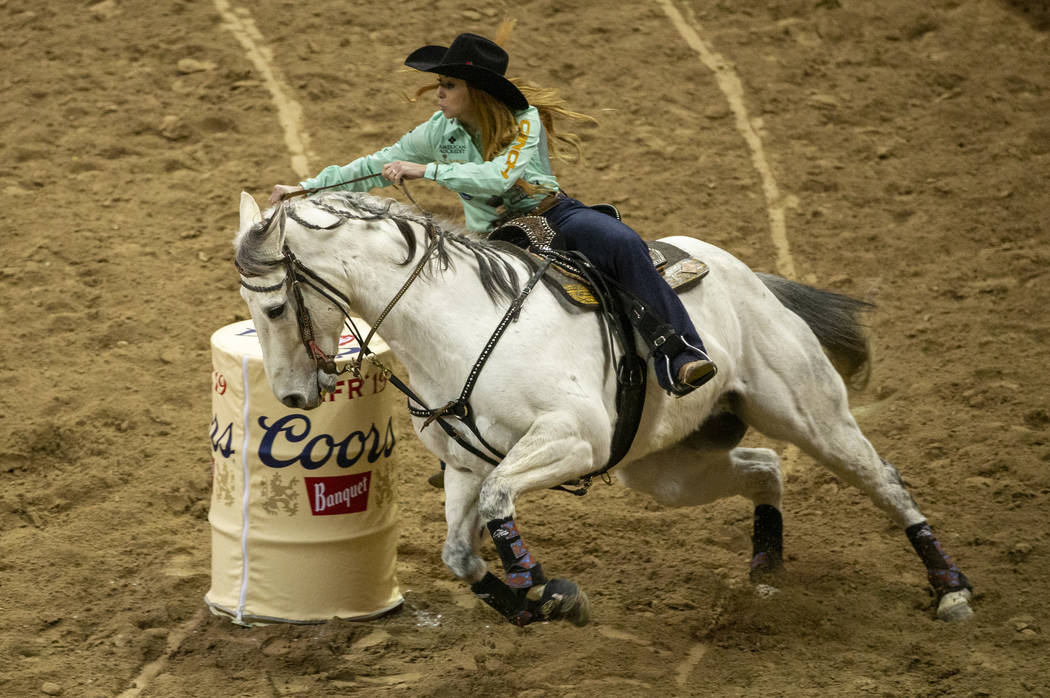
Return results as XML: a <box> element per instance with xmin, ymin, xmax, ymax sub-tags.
<box><xmin>617</xmin><ymin>443</ymin><xmax>787</xmax><ymax>581</ymax></box>
<box><xmin>738</xmin><ymin>357</ymin><xmax>973</xmax><ymax>620</ymax></box>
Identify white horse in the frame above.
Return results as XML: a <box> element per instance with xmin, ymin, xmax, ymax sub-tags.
<box><xmin>233</xmin><ymin>190</ymin><xmax>973</xmax><ymax>625</ymax></box>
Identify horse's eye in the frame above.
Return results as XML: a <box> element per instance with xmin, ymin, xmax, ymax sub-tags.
<box><xmin>265</xmin><ymin>303</ymin><xmax>286</xmax><ymax>320</ymax></box>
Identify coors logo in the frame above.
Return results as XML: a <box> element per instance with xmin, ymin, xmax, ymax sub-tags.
<box><xmin>256</xmin><ymin>414</ymin><xmax>396</xmax><ymax>470</ymax></box>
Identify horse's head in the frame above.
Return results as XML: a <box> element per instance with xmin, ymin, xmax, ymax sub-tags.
<box><xmin>233</xmin><ymin>192</ymin><xmax>343</xmax><ymax>409</ymax></box>
<box><xmin>232</xmin><ymin>189</ymin><xmax>528</xmax><ymax>409</ymax></box>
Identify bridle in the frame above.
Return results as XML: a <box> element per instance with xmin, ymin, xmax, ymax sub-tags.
<box><xmin>237</xmin><ymin>211</ymin><xmax>440</xmax><ymax>381</ymax></box>
<box><xmin>245</xmin><ymin>175</ymin><xmax>440</xmax><ymax>378</ymax></box>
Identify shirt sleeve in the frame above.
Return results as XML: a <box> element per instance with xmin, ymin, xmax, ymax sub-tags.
<box><xmin>427</xmin><ymin>108</ymin><xmax>544</xmax><ymax>197</ymax></box>
<box><xmin>299</xmin><ymin>117</ymin><xmax>438</xmax><ymax>193</ymax></box>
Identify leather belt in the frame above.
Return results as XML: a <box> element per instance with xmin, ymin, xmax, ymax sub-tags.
<box><xmin>492</xmin><ymin>191</ymin><xmax>566</xmax><ymax>230</ymax></box>
<box><xmin>529</xmin><ymin>191</ymin><xmax>566</xmax><ymax>216</ymax></box>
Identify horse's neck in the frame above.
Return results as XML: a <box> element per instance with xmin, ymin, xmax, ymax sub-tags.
<box><xmin>326</xmin><ymin>222</ymin><xmax>502</xmax><ymax>382</ymax></box>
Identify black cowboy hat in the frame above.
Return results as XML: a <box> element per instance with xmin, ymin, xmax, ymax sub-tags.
<box><xmin>404</xmin><ymin>33</ymin><xmax>528</xmax><ymax>111</ymax></box>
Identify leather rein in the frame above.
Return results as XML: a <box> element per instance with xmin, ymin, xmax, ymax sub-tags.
<box><xmin>237</xmin><ymin>205</ymin><xmax>551</xmax><ymax>467</ymax></box>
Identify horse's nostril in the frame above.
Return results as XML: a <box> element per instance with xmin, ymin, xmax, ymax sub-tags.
<box><xmin>281</xmin><ymin>393</ymin><xmax>306</xmax><ymax>409</ymax></box>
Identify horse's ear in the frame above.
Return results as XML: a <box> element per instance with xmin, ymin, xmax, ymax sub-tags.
<box><xmin>239</xmin><ymin>192</ymin><xmax>262</xmax><ymax>233</ymax></box>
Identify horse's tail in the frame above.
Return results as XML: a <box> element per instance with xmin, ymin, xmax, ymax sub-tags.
<box><xmin>757</xmin><ymin>273</ymin><xmax>874</xmax><ymax>391</ymax></box>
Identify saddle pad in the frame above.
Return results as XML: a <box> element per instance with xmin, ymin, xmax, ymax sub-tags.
<box><xmin>550</xmin><ymin>240</ymin><xmax>709</xmax><ymax>309</ymax></box>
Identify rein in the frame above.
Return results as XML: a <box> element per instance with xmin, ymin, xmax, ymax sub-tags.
<box><xmin>281</xmin><ymin>172</ymin><xmax>429</xmax><ymax>218</ymax></box>
<box><xmin>279</xmin><ymin>173</ymin><xmax>383</xmax><ymax>201</ymax></box>
<box><xmin>262</xmin><ymin>174</ymin><xmax>440</xmax><ymax>376</ymax></box>
<box><xmin>236</xmin><ymin>218</ymin><xmax>437</xmax><ymax>380</ymax></box>
<box><xmin>239</xmin><ymin>196</ymin><xmax>646</xmax><ymax>490</ymax></box>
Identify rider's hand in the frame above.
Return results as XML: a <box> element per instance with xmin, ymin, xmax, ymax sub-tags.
<box><xmin>269</xmin><ymin>184</ymin><xmax>304</xmax><ymax>205</ymax></box>
<box><xmin>381</xmin><ymin>161</ymin><xmax>426</xmax><ymax>186</ymax></box>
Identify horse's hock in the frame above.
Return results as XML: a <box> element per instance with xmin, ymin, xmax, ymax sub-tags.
<box><xmin>206</xmin><ymin>320</ymin><xmax>402</xmax><ymax>624</ymax></box>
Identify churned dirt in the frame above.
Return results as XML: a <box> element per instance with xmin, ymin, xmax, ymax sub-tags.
<box><xmin>2</xmin><ymin>0</ymin><xmax>1049</xmax><ymax>696</ymax></box>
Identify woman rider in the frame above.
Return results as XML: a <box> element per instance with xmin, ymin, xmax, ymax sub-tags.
<box><xmin>269</xmin><ymin>32</ymin><xmax>717</xmax><ymax>396</ymax></box>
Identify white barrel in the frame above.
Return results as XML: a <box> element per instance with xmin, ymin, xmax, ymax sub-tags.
<box><xmin>205</xmin><ymin>319</ymin><xmax>402</xmax><ymax>624</ymax></box>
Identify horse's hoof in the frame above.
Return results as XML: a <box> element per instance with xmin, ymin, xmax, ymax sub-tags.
<box><xmin>936</xmin><ymin>589</ymin><xmax>974</xmax><ymax>622</ymax></box>
<box><xmin>531</xmin><ymin>579</ymin><xmax>591</xmax><ymax>626</ymax></box>
<box><xmin>427</xmin><ymin>470</ymin><xmax>445</xmax><ymax>489</ymax></box>
<box><xmin>754</xmin><ymin>583</ymin><xmax>780</xmax><ymax>598</ymax></box>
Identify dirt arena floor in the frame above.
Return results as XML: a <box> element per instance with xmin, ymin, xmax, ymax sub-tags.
<box><xmin>2</xmin><ymin>0</ymin><xmax>1049</xmax><ymax>695</ymax></box>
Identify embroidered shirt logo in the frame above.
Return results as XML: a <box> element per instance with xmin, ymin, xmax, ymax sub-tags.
<box><xmin>440</xmin><ymin>133</ymin><xmax>467</xmax><ymax>156</ymax></box>
<box><xmin>500</xmin><ymin>119</ymin><xmax>531</xmax><ymax>179</ymax></box>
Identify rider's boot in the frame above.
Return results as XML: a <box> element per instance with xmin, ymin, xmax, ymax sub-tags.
<box><xmin>665</xmin><ymin>344</ymin><xmax>717</xmax><ymax>398</ymax></box>
<box><xmin>677</xmin><ymin>354</ymin><xmax>718</xmax><ymax>391</ymax></box>
<box><xmin>628</xmin><ymin>297</ymin><xmax>717</xmax><ymax>397</ymax></box>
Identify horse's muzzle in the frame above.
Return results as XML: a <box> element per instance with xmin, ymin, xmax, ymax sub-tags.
<box><xmin>280</xmin><ymin>392</ymin><xmax>309</xmax><ymax>410</ymax></box>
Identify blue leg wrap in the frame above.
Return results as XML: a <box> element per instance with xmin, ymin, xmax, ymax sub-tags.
<box><xmin>906</xmin><ymin>521</ymin><xmax>972</xmax><ymax>596</ymax></box>
<box><xmin>487</xmin><ymin>516</ymin><xmax>548</xmax><ymax>590</ymax></box>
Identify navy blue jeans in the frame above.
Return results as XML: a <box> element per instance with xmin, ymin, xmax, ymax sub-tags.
<box><xmin>541</xmin><ymin>196</ymin><xmax>709</xmax><ymax>391</ymax></box>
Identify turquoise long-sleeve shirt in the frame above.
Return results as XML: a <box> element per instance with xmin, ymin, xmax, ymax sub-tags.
<box><xmin>300</xmin><ymin>108</ymin><xmax>560</xmax><ymax>232</ymax></box>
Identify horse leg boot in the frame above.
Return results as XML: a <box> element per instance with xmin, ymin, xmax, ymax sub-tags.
<box><xmin>739</xmin><ymin>366</ymin><xmax>975</xmax><ymax>620</ymax></box>
<box><xmin>618</xmin><ymin>444</ymin><xmax>786</xmax><ymax>589</ymax></box>
<box><xmin>846</xmin><ymin>453</ymin><xmax>972</xmax><ymax>620</ymax></box>
<box><xmin>905</xmin><ymin>515</ymin><xmax>973</xmax><ymax>621</ymax></box>
<box><xmin>750</xmin><ymin>504</ymin><xmax>785</xmax><ymax>583</ymax></box>
<box><xmin>797</xmin><ymin>445</ymin><xmax>972</xmax><ymax>620</ymax></box>
<box><xmin>469</xmin><ymin>412</ymin><xmax>598</xmax><ymax>626</ymax></box>
<box><xmin>470</xmin><ymin>516</ymin><xmax>589</xmax><ymax>626</ymax></box>
<box><xmin>442</xmin><ymin>472</ymin><xmax>577</xmax><ymax>626</ymax></box>
<box><xmin>439</xmin><ymin>474</ymin><xmax>584</xmax><ymax>626</ymax></box>
<box><xmin>724</xmin><ymin>446</ymin><xmax>787</xmax><ymax>583</ymax></box>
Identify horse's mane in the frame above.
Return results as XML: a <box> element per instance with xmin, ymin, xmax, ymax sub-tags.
<box><xmin>234</xmin><ymin>191</ymin><xmax>543</xmax><ymax>303</ymax></box>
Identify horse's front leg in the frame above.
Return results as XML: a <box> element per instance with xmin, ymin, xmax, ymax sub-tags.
<box><xmin>439</xmin><ymin>458</ymin><xmax>540</xmax><ymax>621</ymax></box>
<box><xmin>465</xmin><ymin>413</ymin><xmax>597</xmax><ymax>627</ymax></box>
<box><xmin>440</xmin><ymin>464</ymin><xmax>487</xmax><ymax>584</ymax></box>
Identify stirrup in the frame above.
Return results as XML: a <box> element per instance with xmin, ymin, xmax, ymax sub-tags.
<box><xmin>671</xmin><ymin>358</ymin><xmax>717</xmax><ymax>397</ymax></box>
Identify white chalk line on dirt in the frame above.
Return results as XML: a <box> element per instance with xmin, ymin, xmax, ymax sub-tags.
<box><xmin>117</xmin><ymin>609</ymin><xmax>205</xmax><ymax>698</ymax></box>
<box><xmin>214</xmin><ymin>0</ymin><xmax>314</xmax><ymax>178</ymax></box>
<box><xmin>656</xmin><ymin>7</ymin><xmax>805</xmax><ymax>678</ymax></box>
<box><xmin>658</xmin><ymin>0</ymin><xmax>805</xmax><ymax>485</ymax></box>
<box><xmin>657</xmin><ymin>0</ymin><xmax>798</xmax><ymax>280</ymax></box>
<box><xmin>674</xmin><ymin>641</ymin><xmax>710</xmax><ymax>688</ymax></box>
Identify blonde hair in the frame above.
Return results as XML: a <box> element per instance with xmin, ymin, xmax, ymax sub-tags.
<box><xmin>412</xmin><ymin>78</ymin><xmax>596</xmax><ymax>163</ymax></box>
<box><xmin>409</xmin><ymin>22</ymin><xmax>596</xmax><ymax>166</ymax></box>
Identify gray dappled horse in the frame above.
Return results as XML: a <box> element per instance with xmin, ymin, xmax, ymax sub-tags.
<box><xmin>233</xmin><ymin>191</ymin><xmax>973</xmax><ymax>627</ymax></box>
